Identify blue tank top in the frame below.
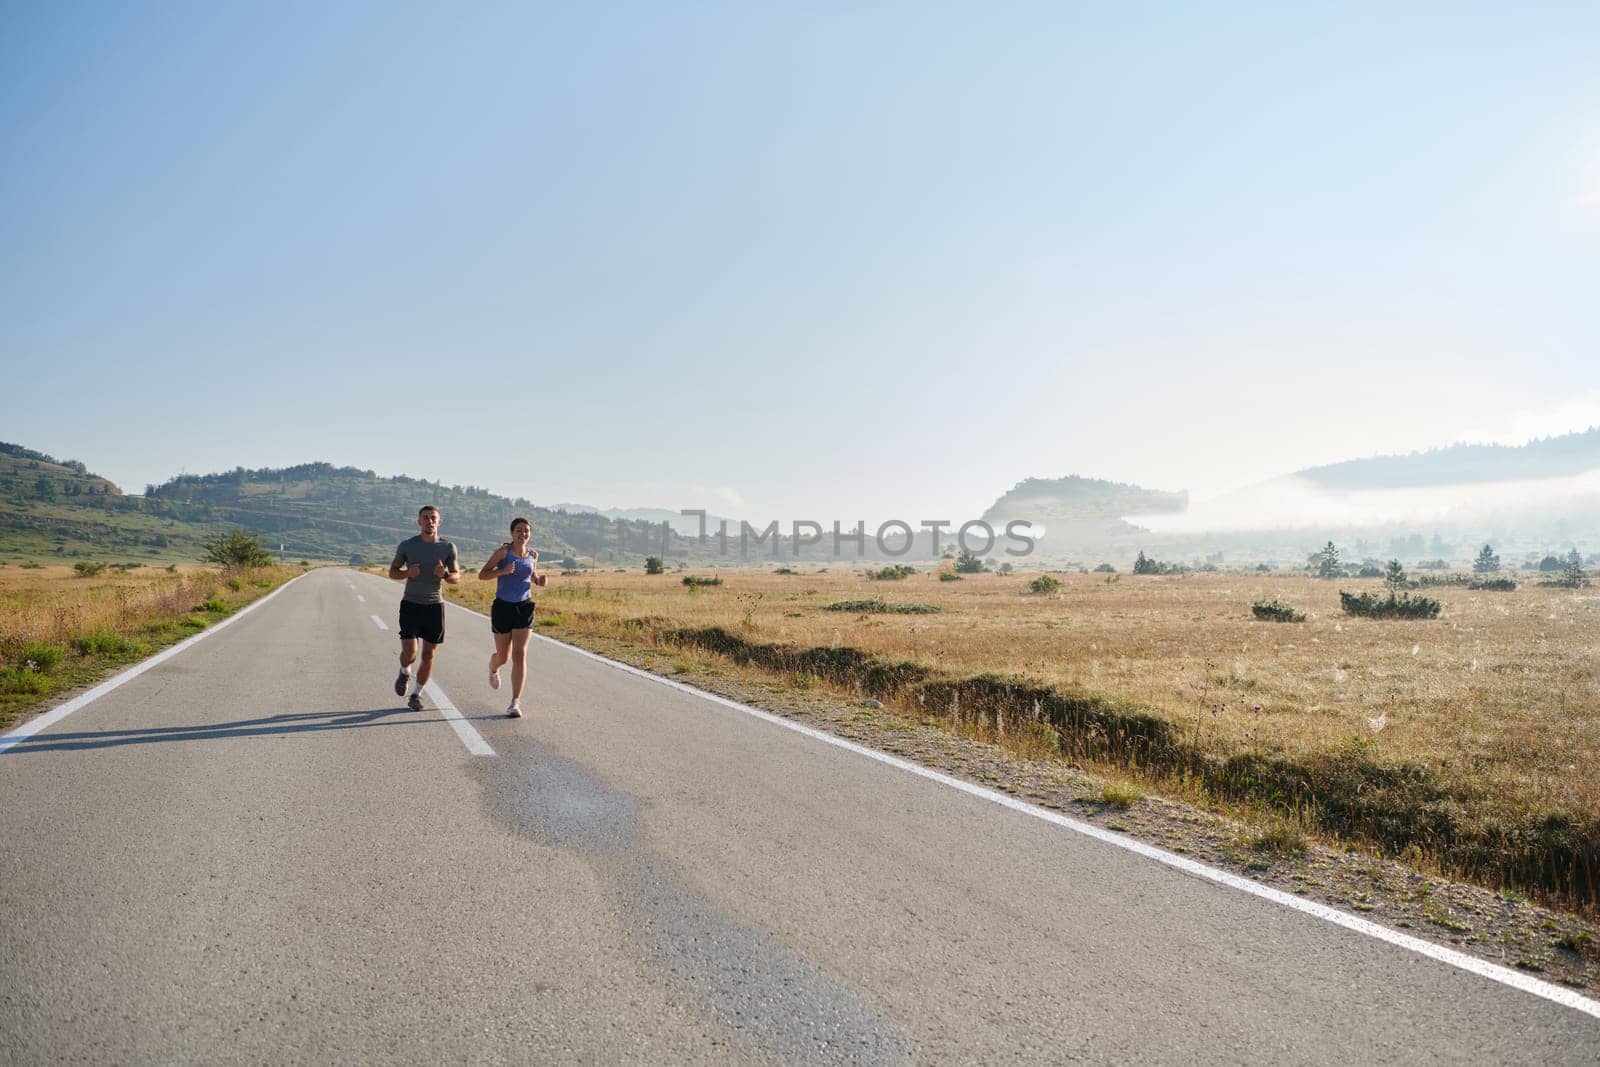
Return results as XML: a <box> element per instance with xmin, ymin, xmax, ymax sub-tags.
<box><xmin>496</xmin><ymin>549</ymin><xmax>535</xmax><ymax>602</ymax></box>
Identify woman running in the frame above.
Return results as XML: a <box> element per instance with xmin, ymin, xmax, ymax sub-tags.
<box><xmin>478</xmin><ymin>517</ymin><xmax>546</xmax><ymax>717</ymax></box>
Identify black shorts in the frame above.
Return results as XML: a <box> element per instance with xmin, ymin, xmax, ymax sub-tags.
<box><xmin>398</xmin><ymin>601</ymin><xmax>445</xmax><ymax>644</ymax></box>
<box><xmin>491</xmin><ymin>598</ymin><xmax>535</xmax><ymax>634</ymax></box>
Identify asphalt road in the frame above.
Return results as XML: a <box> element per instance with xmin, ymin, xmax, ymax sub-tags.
<box><xmin>2</xmin><ymin>568</ymin><xmax>1596</xmax><ymax>1063</ymax></box>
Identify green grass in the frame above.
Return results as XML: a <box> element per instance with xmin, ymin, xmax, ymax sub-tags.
<box><xmin>18</xmin><ymin>640</ymin><xmax>64</xmax><ymax>672</ymax></box>
<box><xmin>1099</xmin><ymin>781</ymin><xmax>1143</xmax><ymax>809</ymax></box>
<box><xmin>1250</xmin><ymin>824</ymin><xmax>1308</xmax><ymax>857</ymax></box>
<box><xmin>0</xmin><ymin>569</ymin><xmax>296</xmax><ymax>728</ymax></box>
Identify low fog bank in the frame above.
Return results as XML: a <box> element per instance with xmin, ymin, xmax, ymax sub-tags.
<box><xmin>1132</xmin><ymin>469</ymin><xmax>1600</xmax><ymax>534</ymax></box>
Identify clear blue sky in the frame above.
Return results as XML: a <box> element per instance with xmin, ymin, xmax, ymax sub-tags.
<box><xmin>3</xmin><ymin>2</ymin><xmax>1597</xmax><ymax>523</ymax></box>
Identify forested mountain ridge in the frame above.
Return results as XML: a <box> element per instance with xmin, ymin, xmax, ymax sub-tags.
<box><xmin>1294</xmin><ymin>427</ymin><xmax>1600</xmax><ymax>489</ymax></box>
<box><xmin>144</xmin><ymin>463</ymin><xmax>598</xmax><ymax>562</ymax></box>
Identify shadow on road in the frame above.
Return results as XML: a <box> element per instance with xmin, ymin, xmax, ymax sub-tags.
<box><xmin>1</xmin><ymin>706</ymin><xmax>501</xmax><ymax>754</ymax></box>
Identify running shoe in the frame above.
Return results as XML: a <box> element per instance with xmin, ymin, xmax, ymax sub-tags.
<box><xmin>394</xmin><ymin>669</ymin><xmax>409</xmax><ymax>697</ymax></box>
<box><xmin>488</xmin><ymin>655</ymin><xmax>501</xmax><ymax>691</ymax></box>
<box><xmin>506</xmin><ymin>700</ymin><xmax>522</xmax><ymax>718</ymax></box>
<box><xmin>408</xmin><ymin>691</ymin><xmax>424</xmax><ymax>713</ymax></box>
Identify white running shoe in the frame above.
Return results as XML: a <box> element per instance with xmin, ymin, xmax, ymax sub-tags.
<box><xmin>506</xmin><ymin>700</ymin><xmax>522</xmax><ymax>718</ymax></box>
<box><xmin>488</xmin><ymin>654</ymin><xmax>501</xmax><ymax>691</ymax></box>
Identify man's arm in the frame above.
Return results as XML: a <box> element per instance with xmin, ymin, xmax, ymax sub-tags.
<box><xmin>443</xmin><ymin>546</ymin><xmax>462</xmax><ymax>585</ymax></box>
<box><xmin>388</xmin><ymin>546</ymin><xmax>410</xmax><ymax>581</ymax></box>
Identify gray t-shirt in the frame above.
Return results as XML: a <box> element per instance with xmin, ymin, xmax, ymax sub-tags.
<box><xmin>391</xmin><ymin>536</ymin><xmax>458</xmax><ymax>604</ymax></box>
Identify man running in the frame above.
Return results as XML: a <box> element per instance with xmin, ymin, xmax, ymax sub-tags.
<box><xmin>389</xmin><ymin>505</ymin><xmax>460</xmax><ymax>711</ymax></box>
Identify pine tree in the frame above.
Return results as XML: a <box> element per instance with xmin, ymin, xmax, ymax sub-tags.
<box><xmin>1316</xmin><ymin>541</ymin><xmax>1341</xmax><ymax>579</ymax></box>
<box><xmin>1560</xmin><ymin>549</ymin><xmax>1587</xmax><ymax>588</ymax></box>
<box><xmin>1473</xmin><ymin>544</ymin><xmax>1500</xmax><ymax>574</ymax></box>
<box><xmin>1384</xmin><ymin>559</ymin><xmax>1407</xmax><ymax>589</ymax></box>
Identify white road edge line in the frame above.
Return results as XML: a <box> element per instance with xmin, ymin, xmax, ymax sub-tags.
<box><xmin>0</xmin><ymin>573</ymin><xmax>313</xmax><ymax>756</ymax></box>
<box><xmin>370</xmin><ymin>615</ymin><xmax>388</xmax><ymax>631</ymax></box>
<box><xmin>428</xmin><ymin>589</ymin><xmax>1600</xmax><ymax>1021</ymax></box>
<box><xmin>423</xmin><ymin>680</ymin><xmax>494</xmax><ymax>757</ymax></box>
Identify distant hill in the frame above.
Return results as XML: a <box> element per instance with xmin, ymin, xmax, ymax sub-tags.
<box><xmin>1295</xmin><ymin>427</ymin><xmax>1600</xmax><ymax>489</ymax></box>
<box><xmin>981</xmin><ymin>475</ymin><xmax>1188</xmax><ymax>542</ymax></box>
<box><xmin>0</xmin><ymin>445</ymin><xmax>695</xmax><ymax>566</ymax></box>
<box><xmin>0</xmin><ymin>441</ymin><xmax>225</xmax><ymax>563</ymax></box>
<box><xmin>145</xmin><ymin>463</ymin><xmax>602</xmax><ymax>564</ymax></box>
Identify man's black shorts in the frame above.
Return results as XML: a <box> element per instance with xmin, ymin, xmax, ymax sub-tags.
<box><xmin>491</xmin><ymin>597</ymin><xmax>535</xmax><ymax>634</ymax></box>
<box><xmin>398</xmin><ymin>601</ymin><xmax>445</xmax><ymax>644</ymax></box>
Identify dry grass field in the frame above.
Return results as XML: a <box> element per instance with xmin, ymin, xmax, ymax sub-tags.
<box><xmin>448</xmin><ymin>564</ymin><xmax>1600</xmax><ymax>908</ymax></box>
<box><xmin>0</xmin><ymin>562</ymin><xmax>299</xmax><ymax>726</ymax></box>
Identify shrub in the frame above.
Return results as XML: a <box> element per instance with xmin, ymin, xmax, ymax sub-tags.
<box><xmin>1545</xmin><ymin>549</ymin><xmax>1590</xmax><ymax>588</ymax></box>
<box><xmin>938</xmin><ymin>572</ymin><xmax>963</xmax><ymax>582</ymax></box>
<box><xmin>72</xmin><ymin>561</ymin><xmax>107</xmax><ymax>577</ymax></box>
<box><xmin>1028</xmin><ymin>575</ymin><xmax>1062</xmax><ymax>595</ymax></box>
<box><xmin>0</xmin><ymin>666</ymin><xmax>47</xmax><ymax>695</ymax></box>
<box><xmin>773</xmin><ymin>567</ymin><xmax>797</xmax><ymax>575</ymax></box>
<box><xmin>198</xmin><ymin>598</ymin><xmax>230</xmax><ymax>614</ymax></box>
<box><xmin>1467</xmin><ymin>578</ymin><xmax>1516</xmax><ymax>591</ymax></box>
<box><xmin>71</xmin><ymin>631</ymin><xmax>134</xmax><ymax>657</ymax></box>
<box><xmin>1133</xmin><ymin>551</ymin><xmax>1184</xmax><ymax>575</ymax></box>
<box><xmin>824</xmin><ymin>599</ymin><xmax>941</xmax><ymax>615</ymax></box>
<box><xmin>226</xmin><ymin>577</ymin><xmax>244</xmax><ymax>592</ymax></box>
<box><xmin>644</xmin><ymin>556</ymin><xmax>664</xmax><ymax>575</ymax></box>
<box><xmin>1099</xmin><ymin>782</ymin><xmax>1142</xmax><ymax>809</ymax></box>
<box><xmin>1251</xmin><ymin>824</ymin><xmax>1308</xmax><ymax>857</ymax></box>
<box><xmin>1356</xmin><ymin>564</ymin><xmax>1383</xmax><ymax>578</ymax></box>
<box><xmin>18</xmin><ymin>641</ymin><xmax>65</xmax><ymax>672</ymax></box>
<box><xmin>868</xmin><ymin>564</ymin><xmax>916</xmax><ymax>580</ymax></box>
<box><xmin>203</xmin><ymin>530</ymin><xmax>273</xmax><ymax>568</ymax></box>
<box><xmin>1251</xmin><ymin>598</ymin><xmax>1305</xmax><ymax>623</ymax></box>
<box><xmin>954</xmin><ymin>552</ymin><xmax>985</xmax><ymax>574</ymax></box>
<box><xmin>1339</xmin><ymin>591</ymin><xmax>1441</xmax><ymax>619</ymax></box>
<box><xmin>681</xmin><ymin>575</ymin><xmax>723</xmax><ymax>587</ymax></box>
<box><xmin>1093</xmin><ymin>563</ymin><xmax>1116</xmax><ymax>573</ymax></box>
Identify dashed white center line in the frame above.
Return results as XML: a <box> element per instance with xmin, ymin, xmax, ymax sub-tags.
<box><xmin>424</xmin><ymin>681</ymin><xmax>495</xmax><ymax>756</ymax></box>
<box><xmin>370</xmin><ymin>615</ymin><xmax>388</xmax><ymax>631</ymax></box>
<box><xmin>356</xmin><ymin>595</ymin><xmax>366</xmax><ymax>603</ymax></box>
